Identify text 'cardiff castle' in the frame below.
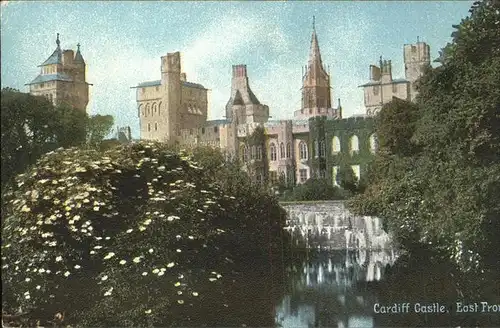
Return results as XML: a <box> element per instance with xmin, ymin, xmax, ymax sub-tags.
<box><xmin>28</xmin><ymin>18</ymin><xmax>430</xmax><ymax>187</ymax></box>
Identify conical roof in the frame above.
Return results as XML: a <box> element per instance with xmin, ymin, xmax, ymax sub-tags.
<box><xmin>39</xmin><ymin>33</ymin><xmax>62</xmax><ymax>66</ymax></box>
<box><xmin>74</xmin><ymin>43</ymin><xmax>85</xmax><ymax>63</ymax></box>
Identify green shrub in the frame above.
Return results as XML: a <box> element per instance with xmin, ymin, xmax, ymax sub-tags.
<box><xmin>1</xmin><ymin>142</ymin><xmax>287</xmax><ymax>326</ymax></box>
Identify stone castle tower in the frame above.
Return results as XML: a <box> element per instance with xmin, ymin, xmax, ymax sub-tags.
<box><xmin>134</xmin><ymin>52</ymin><xmax>208</xmax><ymax>143</ymax></box>
<box><xmin>404</xmin><ymin>39</ymin><xmax>431</xmax><ymax>101</ymax></box>
<box><xmin>295</xmin><ymin>17</ymin><xmax>341</xmax><ymax>120</ymax></box>
<box><xmin>26</xmin><ymin>33</ymin><xmax>90</xmax><ymax>112</ymax></box>
<box><xmin>225</xmin><ymin>64</ymin><xmax>269</xmax><ymax>124</ymax></box>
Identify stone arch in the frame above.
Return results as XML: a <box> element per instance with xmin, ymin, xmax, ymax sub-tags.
<box><xmin>138</xmin><ymin>104</ymin><xmax>143</xmax><ymax>117</ymax></box>
<box><xmin>332</xmin><ymin>136</ymin><xmax>341</xmax><ymax>154</ymax></box>
<box><xmin>158</xmin><ymin>101</ymin><xmax>162</xmax><ymax>115</ymax></box>
<box><xmin>152</xmin><ymin>102</ymin><xmax>157</xmax><ymax>115</ymax></box>
<box><xmin>145</xmin><ymin>103</ymin><xmax>150</xmax><ymax>117</ymax></box>
<box><xmin>350</xmin><ymin>135</ymin><xmax>359</xmax><ymax>154</ymax></box>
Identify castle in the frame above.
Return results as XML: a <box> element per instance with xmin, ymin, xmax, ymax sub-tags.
<box><xmin>131</xmin><ymin>19</ymin><xmax>430</xmax><ymax>186</ymax></box>
<box><xmin>28</xmin><ymin>21</ymin><xmax>430</xmax><ymax>187</ymax></box>
<box><xmin>26</xmin><ymin>34</ymin><xmax>91</xmax><ymax>111</ymax></box>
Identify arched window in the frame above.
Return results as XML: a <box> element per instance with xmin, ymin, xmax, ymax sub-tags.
<box><xmin>146</xmin><ymin>103</ymin><xmax>150</xmax><ymax>117</ymax></box>
<box><xmin>332</xmin><ymin>136</ymin><xmax>341</xmax><ymax>154</ymax></box>
<box><xmin>138</xmin><ymin>104</ymin><xmax>143</xmax><ymax>117</ymax></box>
<box><xmin>280</xmin><ymin>142</ymin><xmax>285</xmax><ymax>159</ymax></box>
<box><xmin>350</xmin><ymin>135</ymin><xmax>359</xmax><ymax>154</ymax></box>
<box><xmin>369</xmin><ymin>133</ymin><xmax>378</xmax><ymax>154</ymax></box>
<box><xmin>286</xmin><ymin>142</ymin><xmax>291</xmax><ymax>158</ymax></box>
<box><xmin>314</xmin><ymin>140</ymin><xmax>319</xmax><ymax>158</ymax></box>
<box><xmin>299</xmin><ymin>141</ymin><xmax>308</xmax><ymax>160</ymax></box>
<box><xmin>155</xmin><ymin>122</ymin><xmax>158</xmax><ymax>131</ymax></box>
<box><xmin>251</xmin><ymin>146</ymin><xmax>256</xmax><ymax>160</ymax></box>
<box><xmin>152</xmin><ymin>102</ymin><xmax>157</xmax><ymax>115</ymax></box>
<box><xmin>158</xmin><ymin>102</ymin><xmax>162</xmax><ymax>115</ymax></box>
<box><xmin>319</xmin><ymin>140</ymin><xmax>326</xmax><ymax>158</ymax></box>
<box><xmin>256</xmin><ymin>145</ymin><xmax>262</xmax><ymax>160</ymax></box>
<box><xmin>270</xmin><ymin>143</ymin><xmax>277</xmax><ymax>161</ymax></box>
<box><xmin>147</xmin><ymin>123</ymin><xmax>151</xmax><ymax>132</ymax></box>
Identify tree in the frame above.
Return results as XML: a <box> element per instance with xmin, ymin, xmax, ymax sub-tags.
<box><xmin>86</xmin><ymin>114</ymin><xmax>114</xmax><ymax>148</ymax></box>
<box><xmin>336</xmin><ymin>165</ymin><xmax>358</xmax><ymax>195</ymax></box>
<box><xmin>1</xmin><ymin>89</ymin><xmax>87</xmax><ymax>193</ymax></box>
<box><xmin>283</xmin><ymin>178</ymin><xmax>345</xmax><ymax>201</ymax></box>
<box><xmin>348</xmin><ymin>0</ymin><xmax>500</xmax><ymax>271</ymax></box>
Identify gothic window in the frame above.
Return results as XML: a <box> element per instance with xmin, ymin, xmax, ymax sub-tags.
<box><xmin>158</xmin><ymin>102</ymin><xmax>162</xmax><ymax>115</ymax></box>
<box><xmin>392</xmin><ymin>84</ymin><xmax>398</xmax><ymax>93</ymax></box>
<box><xmin>155</xmin><ymin>122</ymin><xmax>158</xmax><ymax>131</ymax></box>
<box><xmin>201</xmin><ymin>127</ymin><xmax>205</xmax><ymax>134</ymax></box>
<box><xmin>146</xmin><ymin>104</ymin><xmax>150</xmax><ymax>117</ymax></box>
<box><xmin>369</xmin><ymin>133</ymin><xmax>378</xmax><ymax>154</ymax></box>
<box><xmin>286</xmin><ymin>142</ymin><xmax>291</xmax><ymax>158</ymax></box>
<box><xmin>256</xmin><ymin>145</ymin><xmax>262</xmax><ymax>160</ymax></box>
<box><xmin>314</xmin><ymin>140</ymin><xmax>319</xmax><ymax>158</ymax></box>
<box><xmin>350</xmin><ymin>135</ymin><xmax>359</xmax><ymax>154</ymax></box>
<box><xmin>152</xmin><ymin>102</ymin><xmax>157</xmax><ymax>115</ymax></box>
<box><xmin>269</xmin><ymin>171</ymin><xmax>278</xmax><ymax>184</ymax></box>
<box><xmin>148</xmin><ymin>123</ymin><xmax>151</xmax><ymax>132</ymax></box>
<box><xmin>251</xmin><ymin>146</ymin><xmax>256</xmax><ymax>160</ymax></box>
<box><xmin>299</xmin><ymin>141</ymin><xmax>308</xmax><ymax>160</ymax></box>
<box><xmin>270</xmin><ymin>143</ymin><xmax>277</xmax><ymax>161</ymax></box>
<box><xmin>280</xmin><ymin>142</ymin><xmax>285</xmax><ymax>159</ymax></box>
<box><xmin>351</xmin><ymin>165</ymin><xmax>361</xmax><ymax>181</ymax></box>
<box><xmin>373</xmin><ymin>85</ymin><xmax>379</xmax><ymax>95</ymax></box>
<box><xmin>138</xmin><ymin>104</ymin><xmax>143</xmax><ymax>117</ymax></box>
<box><xmin>214</xmin><ymin>126</ymin><xmax>218</xmax><ymax>133</ymax></box>
<box><xmin>332</xmin><ymin>136</ymin><xmax>341</xmax><ymax>154</ymax></box>
<box><xmin>319</xmin><ymin>140</ymin><xmax>326</xmax><ymax>158</ymax></box>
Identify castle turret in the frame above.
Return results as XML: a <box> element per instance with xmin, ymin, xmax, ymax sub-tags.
<box><xmin>225</xmin><ymin>64</ymin><xmax>268</xmax><ymax>124</ymax></box>
<box><xmin>404</xmin><ymin>38</ymin><xmax>431</xmax><ymax>100</ymax></box>
<box><xmin>161</xmin><ymin>52</ymin><xmax>182</xmax><ymax>142</ymax></box>
<box><xmin>26</xmin><ymin>33</ymin><xmax>90</xmax><ymax>112</ymax></box>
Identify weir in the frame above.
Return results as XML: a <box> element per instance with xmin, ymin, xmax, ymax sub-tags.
<box><xmin>280</xmin><ymin>201</ymin><xmax>393</xmax><ymax>250</ymax></box>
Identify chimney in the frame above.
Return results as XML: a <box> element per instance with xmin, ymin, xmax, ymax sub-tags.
<box><xmin>180</xmin><ymin>73</ymin><xmax>187</xmax><ymax>82</ymax></box>
<box><xmin>63</xmin><ymin>50</ymin><xmax>74</xmax><ymax>65</ymax></box>
<box><xmin>232</xmin><ymin>65</ymin><xmax>248</xmax><ymax>78</ymax></box>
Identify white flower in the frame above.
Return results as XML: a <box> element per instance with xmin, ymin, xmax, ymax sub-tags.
<box><xmin>103</xmin><ymin>252</ymin><xmax>115</xmax><ymax>260</ymax></box>
<box><xmin>148</xmin><ymin>248</ymin><xmax>154</xmax><ymax>253</ymax></box>
<box><xmin>38</xmin><ymin>268</ymin><xmax>45</xmax><ymax>273</ymax></box>
<box><xmin>36</xmin><ymin>285</ymin><xmax>41</xmax><ymax>290</ymax></box>
<box><xmin>139</xmin><ymin>226</ymin><xmax>146</xmax><ymax>231</ymax></box>
<box><xmin>177</xmin><ymin>291</ymin><xmax>182</xmax><ymax>295</ymax></box>
<box><xmin>145</xmin><ymin>309</ymin><xmax>152</xmax><ymax>314</ymax></box>
<box><xmin>101</xmin><ymin>275</ymin><xmax>108</xmax><ymax>281</ymax></box>
<box><xmin>167</xmin><ymin>262</ymin><xmax>175</xmax><ymax>268</ymax></box>
<box><xmin>192</xmin><ymin>292</ymin><xmax>199</xmax><ymax>296</ymax></box>
<box><xmin>126</xmin><ymin>229</ymin><xmax>133</xmax><ymax>233</ymax></box>
<box><xmin>177</xmin><ymin>300</ymin><xmax>184</xmax><ymax>304</ymax></box>
<box><xmin>25</xmin><ymin>278</ymin><xmax>31</xmax><ymax>282</ymax></box>
<box><xmin>25</xmin><ymin>295</ymin><xmax>31</xmax><ymax>300</ymax></box>
<box><xmin>119</xmin><ymin>260</ymin><xmax>126</xmax><ymax>265</ymax></box>
<box><xmin>133</xmin><ymin>257</ymin><xmax>141</xmax><ymax>263</ymax></box>
<box><xmin>152</xmin><ymin>269</ymin><xmax>159</xmax><ymax>274</ymax></box>
<box><xmin>158</xmin><ymin>271</ymin><xmax>164</xmax><ymax>276</ymax></box>
<box><xmin>176</xmin><ymin>249</ymin><xmax>182</xmax><ymax>253</ymax></box>
<box><xmin>142</xmin><ymin>272</ymin><xmax>148</xmax><ymax>276</ymax></box>
<box><xmin>209</xmin><ymin>278</ymin><xmax>217</xmax><ymax>282</ymax></box>
<box><xmin>174</xmin><ymin>282</ymin><xmax>181</xmax><ymax>287</ymax></box>
<box><xmin>90</xmin><ymin>250</ymin><xmax>96</xmax><ymax>255</ymax></box>
<box><xmin>55</xmin><ymin>256</ymin><xmax>63</xmax><ymax>262</ymax></box>
<box><xmin>188</xmin><ymin>236</ymin><xmax>194</xmax><ymax>240</ymax></box>
<box><xmin>217</xmin><ymin>274</ymin><xmax>222</xmax><ymax>278</ymax></box>
<box><xmin>74</xmin><ymin>265</ymin><xmax>81</xmax><ymax>269</ymax></box>
<box><xmin>64</xmin><ymin>271</ymin><xmax>70</xmax><ymax>277</ymax></box>
<box><xmin>94</xmin><ymin>245</ymin><xmax>102</xmax><ymax>249</ymax></box>
<box><xmin>104</xmin><ymin>287</ymin><xmax>113</xmax><ymax>296</ymax></box>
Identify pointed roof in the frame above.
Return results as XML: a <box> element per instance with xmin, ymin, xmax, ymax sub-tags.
<box><xmin>232</xmin><ymin>90</ymin><xmax>244</xmax><ymax>106</ymax></box>
<box><xmin>308</xmin><ymin>16</ymin><xmax>323</xmax><ymax>68</ymax></box>
<box><xmin>39</xmin><ymin>33</ymin><xmax>62</xmax><ymax>67</ymax></box>
<box><xmin>74</xmin><ymin>43</ymin><xmax>85</xmax><ymax>63</ymax></box>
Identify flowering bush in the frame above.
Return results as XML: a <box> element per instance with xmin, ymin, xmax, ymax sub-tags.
<box><xmin>1</xmin><ymin>142</ymin><xmax>287</xmax><ymax>326</ymax></box>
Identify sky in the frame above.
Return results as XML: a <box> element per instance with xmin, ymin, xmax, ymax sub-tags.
<box><xmin>1</xmin><ymin>1</ymin><xmax>474</xmax><ymax>139</ymax></box>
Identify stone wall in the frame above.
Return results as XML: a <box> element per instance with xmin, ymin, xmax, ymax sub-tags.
<box><xmin>280</xmin><ymin>201</ymin><xmax>393</xmax><ymax>250</ymax></box>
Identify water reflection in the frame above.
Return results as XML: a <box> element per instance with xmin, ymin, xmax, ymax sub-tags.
<box><xmin>275</xmin><ymin>249</ymin><xmax>500</xmax><ymax>328</ymax></box>
<box><xmin>275</xmin><ymin>250</ymin><xmax>396</xmax><ymax>327</ymax></box>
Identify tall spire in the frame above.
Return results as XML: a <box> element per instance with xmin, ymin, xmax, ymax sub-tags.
<box><xmin>56</xmin><ymin>33</ymin><xmax>60</xmax><ymax>48</ymax></box>
<box><xmin>74</xmin><ymin>42</ymin><xmax>85</xmax><ymax>63</ymax></box>
<box><xmin>308</xmin><ymin>16</ymin><xmax>322</xmax><ymax>68</ymax></box>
